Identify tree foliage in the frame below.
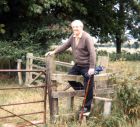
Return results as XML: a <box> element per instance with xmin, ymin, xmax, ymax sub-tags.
<box><xmin>77</xmin><ymin>0</ymin><xmax>140</xmax><ymax>53</ymax></box>
<box><xmin>0</xmin><ymin>0</ymin><xmax>140</xmax><ymax>54</ymax></box>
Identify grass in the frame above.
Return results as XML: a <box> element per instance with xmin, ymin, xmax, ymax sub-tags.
<box><xmin>0</xmin><ymin>80</ymin><xmax>46</xmax><ymax>126</ymax></box>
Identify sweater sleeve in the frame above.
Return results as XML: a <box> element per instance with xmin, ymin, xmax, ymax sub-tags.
<box><xmin>54</xmin><ymin>36</ymin><xmax>72</xmax><ymax>54</ymax></box>
<box><xmin>86</xmin><ymin>36</ymin><xmax>96</xmax><ymax>68</ymax></box>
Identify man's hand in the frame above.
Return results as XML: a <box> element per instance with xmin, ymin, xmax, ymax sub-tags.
<box><xmin>45</xmin><ymin>51</ymin><xmax>55</xmax><ymax>56</ymax></box>
<box><xmin>88</xmin><ymin>68</ymin><xmax>95</xmax><ymax>76</ymax></box>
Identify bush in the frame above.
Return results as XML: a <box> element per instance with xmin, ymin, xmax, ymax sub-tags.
<box><xmin>116</xmin><ymin>80</ymin><xmax>140</xmax><ymax>125</ymax></box>
<box><xmin>0</xmin><ymin>40</ymin><xmax>44</xmax><ymax>70</ymax></box>
<box><xmin>97</xmin><ymin>50</ymin><xmax>108</xmax><ymax>56</ymax></box>
<box><xmin>55</xmin><ymin>51</ymin><xmax>73</xmax><ymax>63</ymax></box>
<box><xmin>0</xmin><ymin>41</ymin><xmax>43</xmax><ymax>59</ymax></box>
<box><xmin>86</xmin><ymin>67</ymin><xmax>140</xmax><ymax>127</ymax></box>
<box><xmin>97</xmin><ymin>50</ymin><xmax>140</xmax><ymax>61</ymax></box>
<box><xmin>87</xmin><ymin>113</ymin><xmax>127</xmax><ymax>127</ymax></box>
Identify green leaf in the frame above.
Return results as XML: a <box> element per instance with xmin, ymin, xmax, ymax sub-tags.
<box><xmin>0</xmin><ymin>29</ymin><xmax>5</xmax><ymax>34</ymax></box>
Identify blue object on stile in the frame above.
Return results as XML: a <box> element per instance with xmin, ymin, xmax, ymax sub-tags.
<box><xmin>94</xmin><ymin>65</ymin><xmax>104</xmax><ymax>75</ymax></box>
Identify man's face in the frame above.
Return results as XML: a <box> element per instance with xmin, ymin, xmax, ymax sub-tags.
<box><xmin>71</xmin><ymin>25</ymin><xmax>83</xmax><ymax>36</ymax></box>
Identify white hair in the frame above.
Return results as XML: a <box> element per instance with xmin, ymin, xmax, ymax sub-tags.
<box><xmin>71</xmin><ymin>20</ymin><xmax>84</xmax><ymax>28</ymax></box>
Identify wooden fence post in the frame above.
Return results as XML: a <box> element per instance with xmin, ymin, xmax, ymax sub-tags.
<box><xmin>25</xmin><ymin>53</ymin><xmax>33</xmax><ymax>85</ymax></box>
<box><xmin>93</xmin><ymin>97</ymin><xmax>112</xmax><ymax>117</ymax></box>
<box><xmin>45</xmin><ymin>55</ymin><xmax>58</xmax><ymax>122</ymax></box>
<box><xmin>103</xmin><ymin>100</ymin><xmax>112</xmax><ymax>117</ymax></box>
<box><xmin>66</xmin><ymin>61</ymin><xmax>75</xmax><ymax>111</ymax></box>
<box><xmin>51</xmin><ymin>80</ymin><xmax>58</xmax><ymax>121</ymax></box>
<box><xmin>17</xmin><ymin>59</ymin><xmax>23</xmax><ymax>85</ymax></box>
<box><xmin>67</xmin><ymin>96</ymin><xmax>74</xmax><ymax>111</ymax></box>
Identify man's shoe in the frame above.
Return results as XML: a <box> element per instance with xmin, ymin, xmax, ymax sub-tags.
<box><xmin>79</xmin><ymin>107</ymin><xmax>90</xmax><ymax>116</ymax></box>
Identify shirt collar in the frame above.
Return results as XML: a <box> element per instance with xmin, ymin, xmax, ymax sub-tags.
<box><xmin>73</xmin><ymin>31</ymin><xmax>83</xmax><ymax>38</ymax></box>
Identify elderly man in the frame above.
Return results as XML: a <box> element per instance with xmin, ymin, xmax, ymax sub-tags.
<box><xmin>45</xmin><ymin>20</ymin><xmax>96</xmax><ymax>115</ymax></box>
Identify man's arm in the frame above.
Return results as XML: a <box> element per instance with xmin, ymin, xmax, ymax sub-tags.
<box><xmin>86</xmin><ymin>36</ymin><xmax>96</xmax><ymax>75</ymax></box>
<box><xmin>45</xmin><ymin>36</ymin><xmax>72</xmax><ymax>56</ymax></box>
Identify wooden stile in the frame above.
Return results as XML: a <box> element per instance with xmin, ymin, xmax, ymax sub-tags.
<box><xmin>19</xmin><ymin>53</ymin><xmax>114</xmax><ymax>123</ymax></box>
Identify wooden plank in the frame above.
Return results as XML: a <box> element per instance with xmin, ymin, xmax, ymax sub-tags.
<box><xmin>103</xmin><ymin>101</ymin><xmax>112</xmax><ymax>116</ymax></box>
<box><xmin>45</xmin><ymin>55</ymin><xmax>57</xmax><ymax>123</ymax></box>
<box><xmin>55</xmin><ymin>61</ymin><xmax>73</xmax><ymax>68</ymax></box>
<box><xmin>51</xmin><ymin>90</ymin><xmax>85</xmax><ymax>98</ymax></box>
<box><xmin>27</xmin><ymin>56</ymin><xmax>45</xmax><ymax>62</ymax></box>
<box><xmin>25</xmin><ymin>53</ymin><xmax>33</xmax><ymax>85</ymax></box>
<box><xmin>94</xmin><ymin>73</ymin><xmax>110</xmax><ymax>82</ymax></box>
<box><xmin>51</xmin><ymin>74</ymin><xmax>83</xmax><ymax>83</ymax></box>
<box><xmin>33</xmin><ymin>56</ymin><xmax>45</xmax><ymax>62</ymax></box>
<box><xmin>17</xmin><ymin>59</ymin><xmax>23</xmax><ymax>85</ymax></box>
<box><xmin>51</xmin><ymin>98</ymin><xmax>59</xmax><ymax>120</ymax></box>
<box><xmin>32</xmin><ymin>64</ymin><xmax>46</xmax><ymax>70</ymax></box>
<box><xmin>94</xmin><ymin>88</ymin><xmax>114</xmax><ymax>95</ymax></box>
<box><xmin>29</xmin><ymin>53</ymin><xmax>33</xmax><ymax>83</ymax></box>
<box><xmin>67</xmin><ymin>97</ymin><xmax>74</xmax><ymax>111</ymax></box>
<box><xmin>51</xmin><ymin>73</ymin><xmax>111</xmax><ymax>86</ymax></box>
<box><xmin>51</xmin><ymin>88</ymin><xmax>114</xmax><ymax>98</ymax></box>
<box><xmin>28</xmin><ymin>72</ymin><xmax>43</xmax><ymax>85</ymax></box>
<box><xmin>97</xmin><ymin>56</ymin><xmax>109</xmax><ymax>73</ymax></box>
<box><xmin>34</xmin><ymin>80</ymin><xmax>43</xmax><ymax>85</ymax></box>
<box><xmin>32</xmin><ymin>72</ymin><xmax>45</xmax><ymax>78</ymax></box>
<box><xmin>93</xmin><ymin>96</ymin><xmax>112</xmax><ymax>117</ymax></box>
<box><xmin>94</xmin><ymin>96</ymin><xmax>112</xmax><ymax>101</ymax></box>
<box><xmin>51</xmin><ymin>73</ymin><xmax>110</xmax><ymax>82</ymax></box>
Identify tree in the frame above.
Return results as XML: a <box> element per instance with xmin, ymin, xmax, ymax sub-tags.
<box><xmin>0</xmin><ymin>0</ymin><xmax>88</xmax><ymax>52</ymax></box>
<box><xmin>114</xmin><ymin>0</ymin><xmax>140</xmax><ymax>53</ymax></box>
<box><xmin>128</xmin><ymin>1</ymin><xmax>140</xmax><ymax>41</ymax></box>
<box><xmin>78</xmin><ymin>0</ymin><xmax>140</xmax><ymax>54</ymax></box>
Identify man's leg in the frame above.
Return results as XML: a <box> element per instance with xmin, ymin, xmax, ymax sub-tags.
<box><xmin>68</xmin><ymin>65</ymin><xmax>84</xmax><ymax>90</ymax></box>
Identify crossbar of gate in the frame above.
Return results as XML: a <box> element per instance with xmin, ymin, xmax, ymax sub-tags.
<box><xmin>0</xmin><ymin>69</ymin><xmax>48</xmax><ymax>127</ymax></box>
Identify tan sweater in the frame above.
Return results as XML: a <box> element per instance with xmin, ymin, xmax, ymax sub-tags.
<box><xmin>55</xmin><ymin>31</ymin><xmax>96</xmax><ymax>68</ymax></box>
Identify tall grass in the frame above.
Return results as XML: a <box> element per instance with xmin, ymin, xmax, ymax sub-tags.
<box><xmin>0</xmin><ymin>81</ymin><xmax>46</xmax><ymax>126</ymax></box>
